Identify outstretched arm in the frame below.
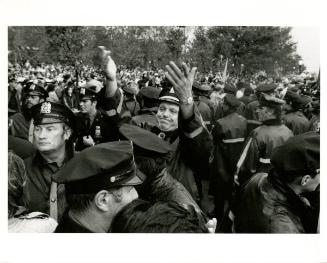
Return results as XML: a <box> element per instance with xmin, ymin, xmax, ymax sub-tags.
<box><xmin>98</xmin><ymin>46</ymin><xmax>117</xmax><ymax>98</ymax></box>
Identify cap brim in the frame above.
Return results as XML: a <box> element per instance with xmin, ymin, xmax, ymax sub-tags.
<box><xmin>120</xmin><ymin>169</ymin><xmax>145</xmax><ymax>186</ymax></box>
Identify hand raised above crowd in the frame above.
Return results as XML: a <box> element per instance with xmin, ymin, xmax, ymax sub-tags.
<box><xmin>98</xmin><ymin>46</ymin><xmax>117</xmax><ymax>81</ymax></box>
<box><xmin>165</xmin><ymin>61</ymin><xmax>197</xmax><ymax>104</ymax></box>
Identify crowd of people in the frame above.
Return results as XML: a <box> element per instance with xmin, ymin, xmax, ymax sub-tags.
<box><xmin>8</xmin><ymin>46</ymin><xmax>320</xmax><ymax>233</ymax></box>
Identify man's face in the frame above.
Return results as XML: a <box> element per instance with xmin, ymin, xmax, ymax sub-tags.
<box><xmin>25</xmin><ymin>94</ymin><xmax>43</xmax><ymax>109</ymax></box>
<box><xmin>33</xmin><ymin>122</ymin><xmax>68</xmax><ymax>153</ymax></box>
<box><xmin>156</xmin><ymin>102</ymin><xmax>179</xmax><ymax>132</ymax></box>
<box><xmin>79</xmin><ymin>98</ymin><xmax>96</xmax><ymax>114</ymax></box>
<box><xmin>256</xmin><ymin>105</ymin><xmax>275</xmax><ymax>122</ymax></box>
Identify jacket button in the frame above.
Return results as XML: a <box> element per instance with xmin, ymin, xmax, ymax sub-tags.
<box><xmin>51</xmin><ymin>198</ymin><xmax>56</xmax><ymax>202</ymax></box>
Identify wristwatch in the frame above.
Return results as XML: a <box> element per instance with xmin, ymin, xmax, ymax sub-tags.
<box><xmin>180</xmin><ymin>96</ymin><xmax>194</xmax><ymax>105</ymax></box>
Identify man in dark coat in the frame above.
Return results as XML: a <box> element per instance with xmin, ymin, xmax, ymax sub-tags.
<box><xmin>283</xmin><ymin>91</ymin><xmax>311</xmax><ymax>135</ymax></box>
<box><xmin>74</xmin><ymin>85</ymin><xmax>120</xmax><ymax>151</ymax></box>
<box><xmin>235</xmin><ymin>132</ymin><xmax>320</xmax><ymax>233</ymax></box>
<box><xmin>23</xmin><ymin>102</ymin><xmax>76</xmax><ymax>222</ymax></box>
<box><xmin>210</xmin><ymin>94</ymin><xmax>248</xmax><ymax>223</ymax></box>
<box><xmin>244</xmin><ymin>83</ymin><xmax>277</xmax><ymax>133</ymax></box>
<box><xmin>240</xmin><ymin>93</ymin><xmax>293</xmax><ymax>184</ymax></box>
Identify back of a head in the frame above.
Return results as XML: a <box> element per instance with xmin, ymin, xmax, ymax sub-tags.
<box><xmin>111</xmin><ymin>199</ymin><xmax>208</xmax><ymax>233</ymax></box>
<box><xmin>270</xmin><ymin>132</ymin><xmax>320</xmax><ymax>183</ymax></box>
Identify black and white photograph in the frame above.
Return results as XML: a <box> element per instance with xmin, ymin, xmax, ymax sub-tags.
<box><xmin>1</xmin><ymin>0</ymin><xmax>325</xmax><ymax>262</ymax></box>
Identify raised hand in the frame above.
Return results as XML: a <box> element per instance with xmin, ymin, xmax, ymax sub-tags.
<box><xmin>98</xmin><ymin>46</ymin><xmax>117</xmax><ymax>81</ymax></box>
<box><xmin>165</xmin><ymin>61</ymin><xmax>197</xmax><ymax>104</ymax></box>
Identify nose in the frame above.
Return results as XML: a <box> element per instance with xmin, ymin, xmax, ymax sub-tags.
<box><xmin>37</xmin><ymin>128</ymin><xmax>47</xmax><ymax>138</ymax></box>
<box><xmin>161</xmin><ymin>109</ymin><xmax>170</xmax><ymax>118</ymax></box>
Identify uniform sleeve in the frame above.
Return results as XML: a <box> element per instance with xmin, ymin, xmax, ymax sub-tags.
<box><xmin>178</xmin><ymin>105</ymin><xmax>213</xmax><ymax>174</ymax></box>
<box><xmin>97</xmin><ymin>88</ymin><xmax>132</xmax><ymax>126</ymax></box>
<box><xmin>146</xmin><ymin>170</ymin><xmax>202</xmax><ymax>213</ymax></box>
<box><xmin>270</xmin><ymin>212</ymin><xmax>304</xmax><ymax>233</ymax></box>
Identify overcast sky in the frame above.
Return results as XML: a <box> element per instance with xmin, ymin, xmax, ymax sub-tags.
<box><xmin>291</xmin><ymin>27</ymin><xmax>320</xmax><ymax>73</ymax></box>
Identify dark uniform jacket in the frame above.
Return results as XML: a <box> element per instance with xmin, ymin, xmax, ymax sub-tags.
<box><xmin>23</xmin><ymin>152</ymin><xmax>68</xmax><ymax>222</ymax></box>
<box><xmin>210</xmin><ymin>112</ymin><xmax>248</xmax><ymax>195</ymax></box>
<box><xmin>283</xmin><ymin>111</ymin><xmax>310</xmax><ymax>135</ymax></box>
<box><xmin>235</xmin><ymin>173</ymin><xmax>317</xmax><ymax>233</ymax></box>
<box><xmin>241</xmin><ymin>120</ymin><xmax>293</xmax><ymax>184</ymax></box>
<box><xmin>244</xmin><ymin>99</ymin><xmax>262</xmax><ymax>132</ymax></box>
<box><xmin>137</xmin><ymin>168</ymin><xmax>203</xmax><ymax>215</ymax></box>
<box><xmin>75</xmin><ymin>110</ymin><xmax>120</xmax><ymax>151</ymax></box>
<box><xmin>55</xmin><ymin>212</ymin><xmax>92</xmax><ymax>233</ymax></box>
<box><xmin>123</xmin><ymin>98</ymin><xmax>140</xmax><ymax>117</ymax></box>
<box><xmin>194</xmin><ymin>99</ymin><xmax>213</xmax><ymax>130</ymax></box>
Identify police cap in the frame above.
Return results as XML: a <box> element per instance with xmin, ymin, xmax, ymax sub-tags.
<box><xmin>192</xmin><ymin>81</ymin><xmax>211</xmax><ymax>92</ymax></box>
<box><xmin>119</xmin><ymin>123</ymin><xmax>172</xmax><ymax>156</ymax></box>
<box><xmin>122</xmin><ymin>83</ymin><xmax>138</xmax><ymax>95</ymax></box>
<box><xmin>271</xmin><ymin>132</ymin><xmax>320</xmax><ymax>176</ymax></box>
<box><xmin>79</xmin><ymin>86</ymin><xmax>98</xmax><ymax>100</ymax></box>
<box><xmin>158</xmin><ymin>91</ymin><xmax>180</xmax><ymax>105</ymax></box>
<box><xmin>139</xmin><ymin>87</ymin><xmax>161</xmax><ymax>100</ymax></box>
<box><xmin>52</xmin><ymin>141</ymin><xmax>144</xmax><ymax>194</ymax></box>
<box><xmin>224</xmin><ymin>83</ymin><xmax>237</xmax><ymax>95</ymax></box>
<box><xmin>259</xmin><ymin>93</ymin><xmax>285</xmax><ymax>108</ymax></box>
<box><xmin>223</xmin><ymin>94</ymin><xmax>241</xmax><ymax>108</ymax></box>
<box><xmin>30</xmin><ymin>101</ymin><xmax>75</xmax><ymax>128</ymax></box>
<box><xmin>23</xmin><ymin>82</ymin><xmax>48</xmax><ymax>99</ymax></box>
<box><xmin>256</xmin><ymin>83</ymin><xmax>277</xmax><ymax>94</ymax></box>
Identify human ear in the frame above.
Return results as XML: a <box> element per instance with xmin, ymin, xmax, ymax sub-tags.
<box><xmin>94</xmin><ymin>190</ymin><xmax>111</xmax><ymax>212</ymax></box>
<box><xmin>63</xmin><ymin>126</ymin><xmax>72</xmax><ymax>140</ymax></box>
<box><xmin>300</xmin><ymin>175</ymin><xmax>311</xmax><ymax>186</ymax></box>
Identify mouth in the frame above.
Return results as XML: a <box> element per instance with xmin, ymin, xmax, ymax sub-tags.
<box><xmin>38</xmin><ymin>142</ymin><xmax>50</xmax><ymax>146</ymax></box>
<box><xmin>158</xmin><ymin>118</ymin><xmax>171</xmax><ymax>125</ymax></box>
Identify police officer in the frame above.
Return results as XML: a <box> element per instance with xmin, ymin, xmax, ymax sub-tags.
<box><xmin>9</xmin><ymin>81</ymin><xmax>48</xmax><ymax>141</ymax></box>
<box><xmin>240</xmin><ymin>93</ymin><xmax>293</xmax><ymax>184</ymax></box>
<box><xmin>132</xmin><ymin>86</ymin><xmax>161</xmax><ymax>127</ymax></box>
<box><xmin>283</xmin><ymin>91</ymin><xmax>311</xmax><ymax>135</ymax></box>
<box><xmin>23</xmin><ymin>102</ymin><xmax>76</xmax><ymax>222</ymax></box>
<box><xmin>53</xmin><ymin>141</ymin><xmax>144</xmax><ymax>233</ymax></box>
<box><xmin>235</xmin><ymin>132</ymin><xmax>320</xmax><ymax>233</ymax></box>
<box><xmin>121</xmin><ymin>82</ymin><xmax>140</xmax><ymax>117</ymax></box>
<box><xmin>75</xmin><ymin>85</ymin><xmax>120</xmax><ymax>151</ymax></box>
<box><xmin>210</xmin><ymin>94</ymin><xmax>248</xmax><ymax>223</ymax></box>
<box><xmin>244</xmin><ymin>83</ymin><xmax>277</xmax><ymax>133</ymax></box>
<box><xmin>192</xmin><ymin>82</ymin><xmax>214</xmax><ymax>131</ymax></box>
